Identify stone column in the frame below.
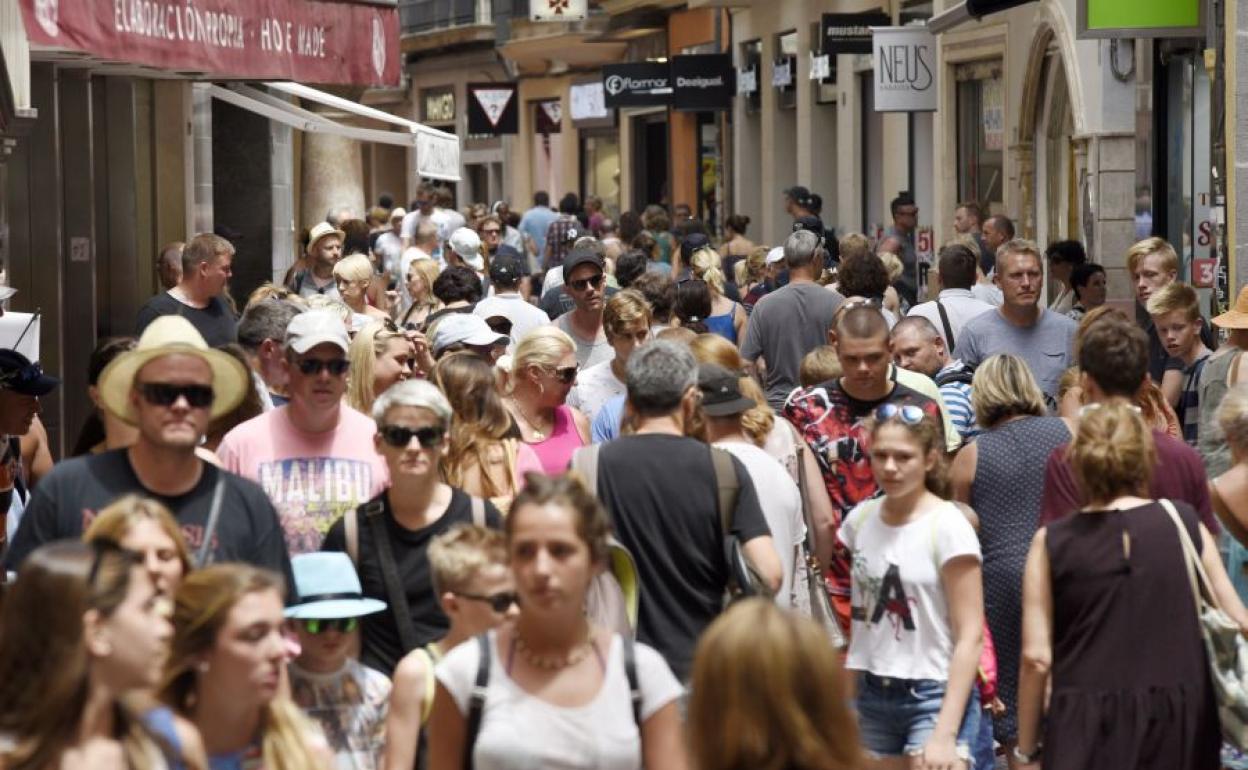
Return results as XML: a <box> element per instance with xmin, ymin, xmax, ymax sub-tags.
<box><xmin>300</xmin><ymin>130</ymin><xmax>365</xmax><ymax>231</ymax></box>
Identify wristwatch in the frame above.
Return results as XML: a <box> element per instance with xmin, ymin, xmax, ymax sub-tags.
<box><xmin>1013</xmin><ymin>744</ymin><xmax>1043</xmax><ymax>764</ymax></box>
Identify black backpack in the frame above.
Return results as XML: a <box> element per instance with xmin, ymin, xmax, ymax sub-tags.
<box><xmin>934</xmin><ymin>365</ymin><xmax>975</xmax><ymax>388</ymax></box>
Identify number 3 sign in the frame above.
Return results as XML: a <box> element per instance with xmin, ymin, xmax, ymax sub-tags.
<box><xmin>1192</xmin><ymin>258</ymin><xmax>1216</xmax><ymax>289</ymax></box>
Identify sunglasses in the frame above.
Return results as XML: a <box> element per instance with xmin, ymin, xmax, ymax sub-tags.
<box><xmin>137</xmin><ymin>382</ymin><xmax>215</xmax><ymax>409</ymax></box>
<box><xmin>481</xmin><ymin>228</ymin><xmax>502</xmax><ymax>236</ymax></box>
<box><xmin>456</xmin><ymin>591</ymin><xmax>518</xmax><ymax>613</ymax></box>
<box><xmin>296</xmin><ymin>358</ymin><xmax>350</xmax><ymax>377</ymax></box>
<box><xmin>379</xmin><ymin>424</ymin><xmax>446</xmax><ymax>449</ymax></box>
<box><xmin>568</xmin><ymin>273</ymin><xmax>605</xmax><ymax>292</ymax></box>
<box><xmin>874</xmin><ymin>403</ymin><xmax>927</xmax><ymax>425</ymax></box>
<box><xmin>299</xmin><ymin>617</ymin><xmax>359</xmax><ymax>634</ymax></box>
<box><xmin>548</xmin><ymin>365</ymin><xmax>578</xmax><ymax>385</ymax></box>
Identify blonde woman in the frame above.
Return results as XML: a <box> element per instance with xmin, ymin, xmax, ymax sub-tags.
<box><xmin>689</xmin><ymin>247</ymin><xmax>747</xmax><ymax>344</ymax></box>
<box><xmin>399</xmin><ymin>258</ymin><xmax>443</xmax><ymax>330</ymax></box>
<box><xmin>334</xmin><ymin>254</ymin><xmax>389</xmax><ymax>322</ymax></box>
<box><xmin>347</xmin><ymin>321</ymin><xmax>414</xmax><ymax>415</ymax></box>
<box><xmin>735</xmin><ymin>246</ymin><xmax>769</xmax><ymax>311</ymax></box>
<box><xmin>84</xmin><ymin>494</ymin><xmax>193</xmax><ymax>597</ymax></box>
<box><xmin>505</xmin><ymin>326</ymin><xmax>590</xmax><ymax>475</ymax></box>
<box><xmin>163</xmin><ymin>564</ymin><xmax>332</xmax><ymax>769</ymax></box>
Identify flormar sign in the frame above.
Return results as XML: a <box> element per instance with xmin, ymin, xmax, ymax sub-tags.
<box><xmin>20</xmin><ymin>0</ymin><xmax>401</xmax><ymax>87</ymax></box>
<box><xmin>871</xmin><ymin>27</ymin><xmax>937</xmax><ymax>113</ymax></box>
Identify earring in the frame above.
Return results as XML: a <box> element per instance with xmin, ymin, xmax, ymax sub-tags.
<box><xmin>197</xmin><ymin>661</ymin><xmax>210</xmax><ymax>673</ymax></box>
<box><xmin>538</xmin><ymin>381</ymin><xmax>545</xmax><ymax>396</ymax></box>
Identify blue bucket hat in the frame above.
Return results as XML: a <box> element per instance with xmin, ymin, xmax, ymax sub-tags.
<box><xmin>285</xmin><ymin>552</ymin><xmax>387</xmax><ymax>620</ymax></box>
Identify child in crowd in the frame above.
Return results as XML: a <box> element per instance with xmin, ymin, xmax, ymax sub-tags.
<box><xmin>1147</xmin><ymin>282</ymin><xmax>1212</xmax><ymax>445</ymax></box>
<box><xmin>800</xmin><ymin>345</ymin><xmax>842</xmax><ymax>388</ymax></box>
<box><xmin>383</xmin><ymin>524</ymin><xmax>518</xmax><ymax>770</ymax></box>
<box><xmin>286</xmin><ymin>552</ymin><xmax>391</xmax><ymax>770</ymax></box>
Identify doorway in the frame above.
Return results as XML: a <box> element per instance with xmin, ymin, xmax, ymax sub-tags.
<box><xmin>632</xmin><ymin>112</ymin><xmax>668</xmax><ymax>211</ymax></box>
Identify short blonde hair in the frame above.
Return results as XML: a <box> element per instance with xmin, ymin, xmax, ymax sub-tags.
<box><xmin>428</xmin><ymin>524</ymin><xmax>507</xmax><ymax>597</ymax></box>
<box><xmin>511</xmin><ymin>326</ymin><xmax>576</xmax><ymax>381</ymax></box>
<box><xmin>877</xmin><ymin>251</ymin><xmax>904</xmax><ymax>283</ymax></box>
<box><xmin>603</xmin><ymin>290</ymin><xmax>652</xmax><ymax>340</ymax></box>
<box><xmin>971</xmin><ymin>354</ymin><xmax>1047</xmax><ymax>429</ymax></box>
<box><xmin>1218</xmin><ymin>384</ymin><xmax>1248</xmax><ymax>452</ymax></box>
<box><xmin>333</xmin><ymin>253</ymin><xmax>374</xmax><ymax>284</ymax></box>
<box><xmin>1126</xmin><ymin>237</ymin><xmax>1180</xmax><ymax>276</ymax></box>
<box><xmin>1146</xmin><ymin>281</ymin><xmax>1200</xmax><ymax>322</ymax></box>
<box><xmin>800</xmin><ymin>345</ymin><xmax>842</xmax><ymax>387</ymax></box>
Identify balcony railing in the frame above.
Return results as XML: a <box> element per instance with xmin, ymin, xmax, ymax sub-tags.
<box><xmin>399</xmin><ymin>0</ymin><xmax>488</xmax><ymax>35</ymax></box>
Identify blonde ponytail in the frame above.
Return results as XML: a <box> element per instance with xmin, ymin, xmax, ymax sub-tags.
<box><xmin>690</xmin><ymin>248</ymin><xmax>726</xmax><ymax>297</ymax></box>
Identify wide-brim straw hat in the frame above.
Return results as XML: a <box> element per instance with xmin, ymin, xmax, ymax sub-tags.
<box><xmin>306</xmin><ymin>221</ymin><xmax>346</xmax><ymax>254</ymax></box>
<box><xmin>1213</xmin><ymin>285</ymin><xmax>1248</xmax><ymax>330</ymax></box>
<box><xmin>98</xmin><ymin>315</ymin><xmax>249</xmax><ymax>425</ymax></box>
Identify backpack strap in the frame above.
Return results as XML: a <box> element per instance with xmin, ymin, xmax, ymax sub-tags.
<box><xmin>710</xmin><ymin>447</ymin><xmax>740</xmax><ymax>536</ymax></box>
<box><xmin>463</xmin><ymin>633</ymin><xmax>492</xmax><ymax>770</ymax></box>
<box><xmin>622</xmin><ymin>634</ymin><xmax>642</xmax><ymax>727</ymax></box>
<box><xmin>364</xmin><ymin>499</ymin><xmax>419</xmax><ymax>653</ymax></box>
<box><xmin>345</xmin><ymin>507</ymin><xmax>360</xmax><ymax>566</ymax></box>
<box><xmin>1231</xmin><ymin>350</ymin><xmax>1244</xmax><ymax>387</ymax></box>
<box><xmin>570</xmin><ymin>443</ymin><xmax>603</xmax><ymax>496</ymax></box>
<box><xmin>194</xmin><ymin>474</ymin><xmax>227</xmax><ymax>569</ymax></box>
<box><xmin>414</xmin><ymin>646</ymin><xmax>439</xmax><ymax>725</ymax></box>
<box><xmin>470</xmin><ymin>495</ymin><xmax>486</xmax><ymax>528</ymax></box>
<box><xmin>936</xmin><ymin>300</ymin><xmax>956</xmax><ymax>353</ymax></box>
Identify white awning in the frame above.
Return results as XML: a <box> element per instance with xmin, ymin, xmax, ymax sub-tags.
<box><xmin>208</xmin><ymin>82</ymin><xmax>461</xmax><ymax>182</ymax></box>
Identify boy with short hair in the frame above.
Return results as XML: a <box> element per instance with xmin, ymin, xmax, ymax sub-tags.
<box><xmin>383</xmin><ymin>524</ymin><xmax>517</xmax><ymax>770</ymax></box>
<box><xmin>286</xmin><ymin>552</ymin><xmax>391</xmax><ymax>770</ymax></box>
<box><xmin>1147</xmin><ymin>281</ymin><xmax>1212</xmax><ymax>445</ymax></box>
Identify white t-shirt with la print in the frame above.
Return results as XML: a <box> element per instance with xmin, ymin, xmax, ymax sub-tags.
<box><xmin>839</xmin><ymin>498</ymin><xmax>981</xmax><ymax>681</ymax></box>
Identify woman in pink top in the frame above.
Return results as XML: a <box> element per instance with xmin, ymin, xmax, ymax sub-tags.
<box><xmin>504</xmin><ymin>326</ymin><xmax>590</xmax><ymax>475</ymax></box>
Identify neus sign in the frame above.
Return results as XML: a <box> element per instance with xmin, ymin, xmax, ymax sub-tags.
<box><xmin>871</xmin><ymin>27</ymin><xmax>937</xmax><ymax>112</ymax></box>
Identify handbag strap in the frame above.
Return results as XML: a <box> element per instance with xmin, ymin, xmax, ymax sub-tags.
<box><xmin>936</xmin><ymin>300</ymin><xmax>956</xmax><ymax>353</ymax></box>
<box><xmin>194</xmin><ymin>475</ymin><xmax>227</xmax><ymax>568</ymax></box>
<box><xmin>364</xmin><ymin>500</ymin><xmax>420</xmax><ymax>652</ymax></box>
<box><xmin>1159</xmin><ymin>498</ymin><xmax>1222</xmax><ymax>612</ymax></box>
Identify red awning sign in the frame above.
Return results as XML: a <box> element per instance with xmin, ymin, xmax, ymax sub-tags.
<box><xmin>21</xmin><ymin>0</ymin><xmax>401</xmax><ymax>87</ymax></box>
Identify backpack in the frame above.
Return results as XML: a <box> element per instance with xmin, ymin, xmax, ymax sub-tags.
<box><xmin>934</xmin><ymin>364</ymin><xmax>975</xmax><ymax>388</ymax></box>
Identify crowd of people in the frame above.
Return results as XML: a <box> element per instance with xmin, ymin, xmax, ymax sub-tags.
<box><xmin>1</xmin><ymin>182</ymin><xmax>1248</xmax><ymax>770</ymax></box>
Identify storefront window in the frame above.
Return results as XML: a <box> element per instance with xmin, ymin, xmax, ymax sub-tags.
<box><xmin>580</xmin><ymin>132</ymin><xmax>620</xmax><ymax>217</ymax></box>
<box><xmin>955</xmin><ymin>63</ymin><xmax>1004</xmax><ymax>214</ymax></box>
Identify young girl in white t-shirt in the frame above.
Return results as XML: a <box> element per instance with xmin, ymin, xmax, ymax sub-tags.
<box><xmin>839</xmin><ymin>403</ymin><xmax>984</xmax><ymax>769</ymax></box>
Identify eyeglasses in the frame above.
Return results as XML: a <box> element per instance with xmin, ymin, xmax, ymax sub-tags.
<box><xmin>568</xmin><ymin>274</ymin><xmax>605</xmax><ymax>292</ymax></box>
<box><xmin>548</xmin><ymin>365</ymin><xmax>578</xmax><ymax>385</ymax></box>
<box><xmin>379</xmin><ymin>424</ymin><xmax>446</xmax><ymax>449</ymax></box>
<box><xmin>874</xmin><ymin>403</ymin><xmax>926</xmax><ymax>425</ymax></box>
<box><xmin>296</xmin><ymin>358</ymin><xmax>350</xmax><ymax>377</ymax></box>
<box><xmin>137</xmin><ymin>382</ymin><xmax>215</xmax><ymax>409</ymax></box>
<box><xmin>455</xmin><ymin>591</ymin><xmax>518</xmax><ymax>613</ymax></box>
<box><xmin>481</xmin><ymin>228</ymin><xmax>502</xmax><ymax>236</ymax></box>
<box><xmin>299</xmin><ymin>618</ymin><xmax>359</xmax><ymax>634</ymax></box>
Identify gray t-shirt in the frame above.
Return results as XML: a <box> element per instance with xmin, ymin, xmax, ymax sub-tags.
<box><xmin>740</xmin><ymin>281</ymin><xmax>844</xmax><ymax>409</ymax></box>
<box><xmin>955</xmin><ymin>308</ymin><xmax>1077</xmax><ymax>401</ymax></box>
<box><xmin>556</xmin><ymin>312</ymin><xmax>614</xmax><ymax>369</ymax></box>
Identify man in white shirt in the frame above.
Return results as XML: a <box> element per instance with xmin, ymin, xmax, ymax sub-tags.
<box><xmin>399</xmin><ymin>183</ymin><xmax>437</xmax><ymax>249</ymax></box>
<box><xmin>907</xmin><ymin>243</ymin><xmax>995</xmax><ymax>352</ymax></box>
<box><xmin>396</xmin><ymin>222</ymin><xmax>440</xmax><ymax>315</ymax></box>
<box><xmin>373</xmin><ymin>207</ymin><xmax>405</xmax><ymax>281</ymax></box>
<box><xmin>472</xmin><ymin>253</ymin><xmax>550</xmax><ymax>350</ymax></box>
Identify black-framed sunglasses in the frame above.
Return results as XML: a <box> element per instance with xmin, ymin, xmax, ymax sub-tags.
<box><xmin>379</xmin><ymin>424</ymin><xmax>446</xmax><ymax>449</ymax></box>
<box><xmin>299</xmin><ymin>617</ymin><xmax>359</xmax><ymax>635</ymax></box>
<box><xmin>481</xmin><ymin>228</ymin><xmax>502</xmax><ymax>236</ymax></box>
<box><xmin>548</xmin><ymin>365</ymin><xmax>578</xmax><ymax>385</ymax></box>
<box><xmin>455</xmin><ymin>590</ymin><xmax>518</xmax><ymax>613</ymax></box>
<box><xmin>296</xmin><ymin>358</ymin><xmax>350</xmax><ymax>377</ymax></box>
<box><xmin>874</xmin><ymin>403</ymin><xmax>926</xmax><ymax>425</ymax></box>
<box><xmin>568</xmin><ymin>273</ymin><xmax>605</xmax><ymax>292</ymax></box>
<box><xmin>137</xmin><ymin>382</ymin><xmax>215</xmax><ymax>409</ymax></box>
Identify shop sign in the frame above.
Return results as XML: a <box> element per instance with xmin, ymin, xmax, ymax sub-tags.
<box><xmin>737</xmin><ymin>66</ymin><xmax>758</xmax><ymax>95</ymax></box>
<box><xmin>416</xmin><ymin>130</ymin><xmax>460</xmax><ymax>181</ymax></box>
<box><xmin>1077</xmin><ymin>0</ymin><xmax>1202</xmax><ymax>38</ymax></box>
<box><xmin>871</xmin><ymin>27</ymin><xmax>937</xmax><ymax>113</ymax></box>
<box><xmin>570</xmin><ymin>81</ymin><xmax>609</xmax><ymax>121</ymax></box>
<box><xmin>531</xmin><ymin>0</ymin><xmax>588</xmax><ymax>22</ymax></box>
<box><xmin>981</xmin><ymin>77</ymin><xmax>1004</xmax><ymax>151</ymax></box>
<box><xmin>823</xmin><ymin>12</ymin><xmax>891</xmax><ymax>55</ymax></box>
<box><xmin>1193</xmin><ymin>258</ymin><xmax>1216</xmax><ymax>288</ymax></box>
<box><xmin>772</xmin><ymin>58</ymin><xmax>793</xmax><ymax>89</ymax></box>
<box><xmin>424</xmin><ymin>90</ymin><xmax>455</xmax><ymax>123</ymax></box>
<box><xmin>468</xmin><ymin>83</ymin><xmax>518</xmax><ymax>135</ymax></box>
<box><xmin>535</xmin><ymin>99</ymin><xmax>562</xmax><ymax>134</ymax></box>
<box><xmin>671</xmin><ymin>54</ymin><xmax>733</xmax><ymax>111</ymax></box>
<box><xmin>20</xmin><ymin>0</ymin><xmax>400</xmax><ymax>86</ymax></box>
<box><xmin>602</xmin><ymin>62</ymin><xmax>671</xmax><ymax>107</ymax></box>
<box><xmin>809</xmin><ymin>53</ymin><xmax>832</xmax><ymax>81</ymax></box>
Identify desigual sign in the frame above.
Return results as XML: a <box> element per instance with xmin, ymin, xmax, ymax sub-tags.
<box><xmin>871</xmin><ymin>27</ymin><xmax>937</xmax><ymax>112</ymax></box>
<box><xmin>670</xmin><ymin>54</ymin><xmax>733</xmax><ymax>111</ymax></box>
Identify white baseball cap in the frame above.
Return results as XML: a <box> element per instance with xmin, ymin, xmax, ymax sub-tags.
<box><xmin>285</xmin><ymin>310</ymin><xmax>351</xmax><ymax>354</ymax></box>
<box><xmin>389</xmin><ymin>207</ymin><xmax>407</xmax><ymax>222</ymax></box>
<box><xmin>765</xmin><ymin>246</ymin><xmax>786</xmax><ymax>265</ymax></box>
<box><xmin>448</xmin><ymin>227</ymin><xmax>484</xmax><ymax>270</ymax></box>
<box><xmin>430</xmin><ymin>313</ymin><xmax>508</xmax><ymax>355</ymax></box>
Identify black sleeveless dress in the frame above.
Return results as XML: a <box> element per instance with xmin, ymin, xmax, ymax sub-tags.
<box><xmin>1043</xmin><ymin>501</ymin><xmax>1220</xmax><ymax>769</ymax></box>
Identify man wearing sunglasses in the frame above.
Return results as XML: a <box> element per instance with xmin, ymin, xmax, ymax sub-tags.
<box><xmin>554</xmin><ymin>248</ymin><xmax>614</xmax><ymax>369</ymax></box>
<box><xmin>5</xmin><ymin>317</ymin><xmax>291</xmax><ymax>582</ymax></box>
<box><xmin>219</xmin><ymin>310</ymin><xmax>390</xmax><ymax>556</ymax></box>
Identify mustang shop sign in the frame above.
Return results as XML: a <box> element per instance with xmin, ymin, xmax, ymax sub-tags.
<box><xmin>21</xmin><ymin>0</ymin><xmax>401</xmax><ymax>86</ymax></box>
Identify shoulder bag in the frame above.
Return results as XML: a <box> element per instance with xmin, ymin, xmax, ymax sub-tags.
<box><xmin>792</xmin><ymin>441</ymin><xmax>847</xmax><ymax>648</ymax></box>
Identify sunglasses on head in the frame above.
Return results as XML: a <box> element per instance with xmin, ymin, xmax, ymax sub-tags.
<box><xmin>379</xmin><ymin>424</ymin><xmax>446</xmax><ymax>449</ymax></box>
<box><xmin>874</xmin><ymin>403</ymin><xmax>926</xmax><ymax>425</ymax></box>
<box><xmin>456</xmin><ymin>590</ymin><xmax>518</xmax><ymax>613</ymax></box>
<box><xmin>299</xmin><ymin>617</ymin><xmax>359</xmax><ymax>635</ymax></box>
<box><xmin>568</xmin><ymin>273</ymin><xmax>605</xmax><ymax>292</ymax></box>
<box><xmin>548</xmin><ymin>365</ymin><xmax>578</xmax><ymax>385</ymax></box>
<box><xmin>137</xmin><ymin>382</ymin><xmax>215</xmax><ymax>409</ymax></box>
<box><xmin>296</xmin><ymin>358</ymin><xmax>350</xmax><ymax>377</ymax></box>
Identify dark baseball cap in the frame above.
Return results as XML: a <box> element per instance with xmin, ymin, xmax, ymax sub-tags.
<box><xmin>783</xmin><ymin>185</ymin><xmax>810</xmax><ymax>201</ymax></box>
<box><xmin>681</xmin><ymin>232</ymin><xmax>711</xmax><ymax>262</ymax></box>
<box><xmin>0</xmin><ymin>349</ymin><xmax>60</xmax><ymax>396</ymax></box>
<box><xmin>562</xmin><ymin>248</ymin><xmax>605</xmax><ymax>281</ymax></box>
<box><xmin>489</xmin><ymin>252</ymin><xmax>526</xmax><ymax>284</ymax></box>
<box><xmin>793</xmin><ymin>215</ymin><xmax>825</xmax><ymax>236</ymax></box>
<box><xmin>698</xmin><ymin>363</ymin><xmax>755</xmax><ymax>417</ymax></box>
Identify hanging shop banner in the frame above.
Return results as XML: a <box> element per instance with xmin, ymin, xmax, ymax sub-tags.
<box><xmin>20</xmin><ymin>0</ymin><xmax>400</xmax><ymax>86</ymax></box>
<box><xmin>535</xmin><ymin>99</ymin><xmax>562</xmax><ymax>134</ymax></box>
<box><xmin>772</xmin><ymin>58</ymin><xmax>793</xmax><ymax>89</ymax></box>
<box><xmin>570</xmin><ymin>81</ymin><xmax>611</xmax><ymax>126</ymax></box>
<box><xmin>823</xmin><ymin>11</ymin><xmax>892</xmax><ymax>55</ymax></box>
<box><xmin>1076</xmin><ymin>0</ymin><xmax>1202</xmax><ymax>38</ymax></box>
<box><xmin>809</xmin><ymin>53</ymin><xmax>831</xmax><ymax>81</ymax></box>
<box><xmin>602</xmin><ymin>62</ymin><xmax>671</xmax><ymax>107</ymax></box>
<box><xmin>468</xmin><ymin>83</ymin><xmax>518</xmax><ymax>135</ymax></box>
<box><xmin>671</xmin><ymin>54</ymin><xmax>733</xmax><ymax>111</ymax></box>
<box><xmin>531</xmin><ymin>0</ymin><xmax>588</xmax><ymax>22</ymax></box>
<box><xmin>871</xmin><ymin>27</ymin><xmax>937</xmax><ymax>112</ymax></box>
<box><xmin>737</xmin><ymin>66</ymin><xmax>758</xmax><ymax>95</ymax></box>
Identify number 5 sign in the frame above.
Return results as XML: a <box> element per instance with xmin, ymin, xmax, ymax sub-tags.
<box><xmin>1192</xmin><ymin>258</ymin><xmax>1217</xmax><ymax>288</ymax></box>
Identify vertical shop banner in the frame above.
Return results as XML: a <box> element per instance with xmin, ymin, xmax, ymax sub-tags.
<box><xmin>823</xmin><ymin>12</ymin><xmax>892</xmax><ymax>55</ymax></box>
<box><xmin>737</xmin><ymin>66</ymin><xmax>758</xmax><ymax>95</ymax></box>
<box><xmin>871</xmin><ymin>27</ymin><xmax>937</xmax><ymax>112</ymax></box>
<box><xmin>602</xmin><ymin>62</ymin><xmax>671</xmax><ymax>107</ymax></box>
<box><xmin>671</xmin><ymin>54</ymin><xmax>733</xmax><ymax>111</ymax></box>
<box><xmin>569</xmin><ymin>81</ymin><xmax>610</xmax><ymax>124</ymax></box>
<box><xmin>468</xmin><ymin>83</ymin><xmax>518</xmax><ymax>135</ymax></box>
<box><xmin>981</xmin><ymin>77</ymin><xmax>1004</xmax><ymax>150</ymax></box>
<box><xmin>531</xmin><ymin>0</ymin><xmax>588</xmax><ymax>22</ymax></box>
<box><xmin>535</xmin><ymin>99</ymin><xmax>562</xmax><ymax>134</ymax></box>
<box><xmin>20</xmin><ymin>0</ymin><xmax>400</xmax><ymax>86</ymax></box>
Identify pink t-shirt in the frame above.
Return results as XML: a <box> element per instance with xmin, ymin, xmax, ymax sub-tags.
<box><xmin>218</xmin><ymin>405</ymin><xmax>389</xmax><ymax>555</ymax></box>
